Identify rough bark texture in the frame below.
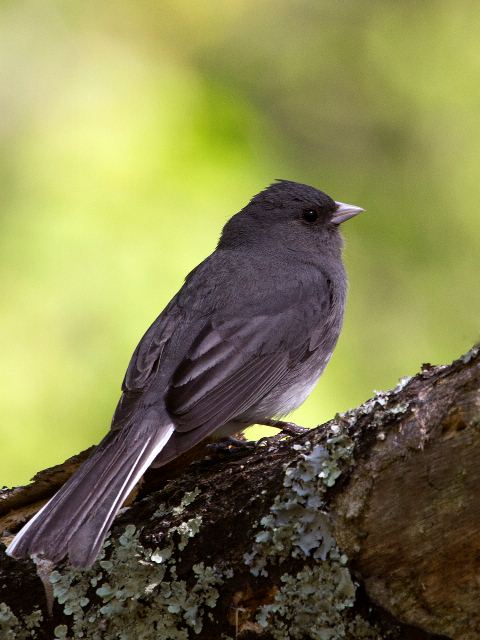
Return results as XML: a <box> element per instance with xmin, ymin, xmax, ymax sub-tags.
<box><xmin>0</xmin><ymin>345</ymin><xmax>479</xmax><ymax>640</ymax></box>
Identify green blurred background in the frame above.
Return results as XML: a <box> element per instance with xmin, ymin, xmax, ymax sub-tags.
<box><xmin>1</xmin><ymin>1</ymin><xmax>479</xmax><ymax>487</ymax></box>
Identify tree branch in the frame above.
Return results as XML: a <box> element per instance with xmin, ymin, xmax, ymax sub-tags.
<box><xmin>1</xmin><ymin>345</ymin><xmax>479</xmax><ymax>639</ymax></box>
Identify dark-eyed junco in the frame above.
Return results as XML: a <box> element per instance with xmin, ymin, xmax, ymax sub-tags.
<box><xmin>7</xmin><ymin>180</ymin><xmax>363</xmax><ymax>567</ymax></box>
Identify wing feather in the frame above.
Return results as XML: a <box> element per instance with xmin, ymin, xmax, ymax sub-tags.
<box><xmin>166</xmin><ymin>313</ymin><xmax>305</xmax><ymax>433</ymax></box>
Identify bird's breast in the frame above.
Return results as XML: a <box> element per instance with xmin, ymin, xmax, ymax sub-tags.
<box><xmin>242</xmin><ymin>347</ymin><xmax>335</xmax><ymax>422</ymax></box>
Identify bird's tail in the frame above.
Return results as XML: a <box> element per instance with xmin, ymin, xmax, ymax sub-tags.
<box><xmin>6</xmin><ymin>411</ymin><xmax>174</xmax><ymax>568</ymax></box>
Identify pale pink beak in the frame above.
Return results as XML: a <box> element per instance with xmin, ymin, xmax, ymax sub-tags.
<box><xmin>332</xmin><ymin>201</ymin><xmax>365</xmax><ymax>224</ymax></box>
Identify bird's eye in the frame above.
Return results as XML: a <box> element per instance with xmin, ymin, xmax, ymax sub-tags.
<box><xmin>302</xmin><ymin>209</ymin><xmax>319</xmax><ymax>223</ymax></box>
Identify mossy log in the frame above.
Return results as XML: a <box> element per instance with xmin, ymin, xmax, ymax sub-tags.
<box><xmin>0</xmin><ymin>345</ymin><xmax>479</xmax><ymax>639</ymax></box>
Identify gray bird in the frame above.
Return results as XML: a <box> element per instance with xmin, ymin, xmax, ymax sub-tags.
<box><xmin>7</xmin><ymin>180</ymin><xmax>363</xmax><ymax>568</ymax></box>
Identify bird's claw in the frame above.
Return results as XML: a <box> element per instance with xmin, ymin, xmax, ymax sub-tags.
<box><xmin>257</xmin><ymin>419</ymin><xmax>309</xmax><ymax>438</ymax></box>
<box><xmin>206</xmin><ymin>422</ymin><xmax>309</xmax><ymax>460</ymax></box>
<box><xmin>206</xmin><ymin>437</ymin><xmax>256</xmax><ymax>459</ymax></box>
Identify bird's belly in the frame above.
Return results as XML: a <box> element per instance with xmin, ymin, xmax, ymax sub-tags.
<box><xmin>268</xmin><ymin>375</ymin><xmax>321</xmax><ymax>416</ymax></box>
<box><xmin>239</xmin><ymin>351</ymin><xmax>333</xmax><ymax>423</ymax></box>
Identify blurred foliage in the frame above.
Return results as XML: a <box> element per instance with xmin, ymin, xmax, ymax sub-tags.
<box><xmin>1</xmin><ymin>1</ymin><xmax>479</xmax><ymax>486</ymax></box>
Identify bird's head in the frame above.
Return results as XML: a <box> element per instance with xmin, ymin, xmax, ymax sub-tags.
<box><xmin>218</xmin><ymin>180</ymin><xmax>364</xmax><ymax>256</ymax></box>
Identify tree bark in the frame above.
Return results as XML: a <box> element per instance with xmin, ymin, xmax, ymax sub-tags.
<box><xmin>1</xmin><ymin>345</ymin><xmax>479</xmax><ymax>640</ymax></box>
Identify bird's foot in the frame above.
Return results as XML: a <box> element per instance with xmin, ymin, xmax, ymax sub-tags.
<box><xmin>206</xmin><ymin>437</ymin><xmax>256</xmax><ymax>459</ymax></box>
<box><xmin>206</xmin><ymin>423</ymin><xmax>309</xmax><ymax>460</ymax></box>
<box><xmin>256</xmin><ymin>433</ymin><xmax>288</xmax><ymax>447</ymax></box>
<box><xmin>257</xmin><ymin>419</ymin><xmax>309</xmax><ymax>438</ymax></box>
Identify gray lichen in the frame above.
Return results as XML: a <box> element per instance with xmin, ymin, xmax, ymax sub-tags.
<box><xmin>337</xmin><ymin>384</ymin><xmax>411</xmax><ymax>435</ymax></box>
<box><xmin>170</xmin><ymin>515</ymin><xmax>203</xmax><ymax>551</ymax></box>
<box><xmin>393</xmin><ymin>375</ymin><xmax>412</xmax><ymax>394</ymax></box>
<box><xmin>172</xmin><ymin>488</ymin><xmax>202</xmax><ymax>515</ymax></box>
<box><xmin>0</xmin><ymin>601</ymin><xmax>43</xmax><ymax>639</ymax></box>
<box><xmin>244</xmin><ymin>427</ymin><xmax>354</xmax><ymax>577</ymax></box>
<box><xmin>256</xmin><ymin>556</ymin><xmax>355</xmax><ymax>640</ymax></box>
<box><xmin>244</xmin><ymin>424</ymin><xmax>380</xmax><ymax>639</ymax></box>
<box><xmin>45</xmin><ymin>488</ymin><xmax>228</xmax><ymax>639</ymax></box>
<box><xmin>461</xmin><ymin>344</ymin><xmax>480</xmax><ymax>364</ymax></box>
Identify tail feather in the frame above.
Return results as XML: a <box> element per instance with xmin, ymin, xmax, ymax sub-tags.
<box><xmin>7</xmin><ymin>413</ymin><xmax>174</xmax><ymax>567</ymax></box>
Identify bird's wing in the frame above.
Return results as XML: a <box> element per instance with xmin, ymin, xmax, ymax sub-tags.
<box><xmin>109</xmin><ymin>255</ymin><xmax>230</xmax><ymax>430</ymax></box>
<box><xmin>109</xmin><ymin>308</ymin><xmax>180</xmax><ymax>430</ymax></box>
<box><xmin>165</xmin><ymin>308</ymin><xmax>319</xmax><ymax>433</ymax></box>
<box><xmin>113</xmin><ymin>254</ymin><xmax>334</xmax><ymax>435</ymax></box>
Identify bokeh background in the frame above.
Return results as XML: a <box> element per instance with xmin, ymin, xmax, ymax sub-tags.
<box><xmin>1</xmin><ymin>1</ymin><xmax>479</xmax><ymax>487</ymax></box>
